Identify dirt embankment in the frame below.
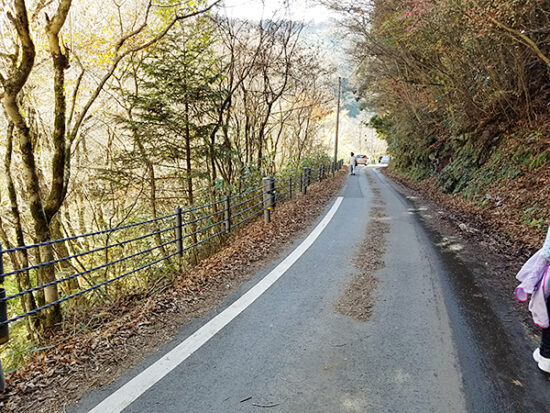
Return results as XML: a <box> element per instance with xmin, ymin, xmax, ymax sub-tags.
<box><xmin>0</xmin><ymin>171</ymin><xmax>348</xmax><ymax>413</ymax></box>
<box><xmin>383</xmin><ymin>167</ymin><xmax>549</xmax><ymax>258</ymax></box>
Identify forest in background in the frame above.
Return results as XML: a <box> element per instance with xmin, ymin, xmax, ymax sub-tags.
<box><xmin>328</xmin><ymin>0</ymin><xmax>550</xmax><ymax>239</ymax></box>
<box><xmin>0</xmin><ymin>0</ymin><xmax>341</xmax><ymax>368</ymax></box>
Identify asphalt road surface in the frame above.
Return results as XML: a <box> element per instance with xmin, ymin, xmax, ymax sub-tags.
<box><xmin>74</xmin><ymin>166</ymin><xmax>550</xmax><ymax>413</ymax></box>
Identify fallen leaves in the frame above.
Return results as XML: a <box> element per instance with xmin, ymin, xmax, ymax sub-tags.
<box><xmin>0</xmin><ymin>171</ymin><xmax>348</xmax><ymax>413</ymax></box>
<box><xmin>384</xmin><ymin>167</ymin><xmax>549</xmax><ymax>257</ymax></box>
<box><xmin>335</xmin><ymin>181</ymin><xmax>388</xmax><ymax>322</ymax></box>
<box><xmin>382</xmin><ymin>167</ymin><xmax>546</xmax><ymax>332</ymax></box>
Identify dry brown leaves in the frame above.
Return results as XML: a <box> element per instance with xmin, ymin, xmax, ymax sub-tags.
<box><xmin>0</xmin><ymin>171</ymin><xmax>348</xmax><ymax>413</ymax></box>
<box><xmin>382</xmin><ymin>167</ymin><xmax>548</xmax><ymax>331</ymax></box>
<box><xmin>335</xmin><ymin>181</ymin><xmax>389</xmax><ymax>322</ymax></box>
<box><xmin>383</xmin><ymin>168</ymin><xmax>549</xmax><ymax>259</ymax></box>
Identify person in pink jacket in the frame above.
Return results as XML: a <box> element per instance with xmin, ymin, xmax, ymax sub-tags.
<box><xmin>516</xmin><ymin>226</ymin><xmax>550</xmax><ymax>372</ymax></box>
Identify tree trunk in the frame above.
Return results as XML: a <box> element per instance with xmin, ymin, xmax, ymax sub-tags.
<box><xmin>50</xmin><ymin>216</ymin><xmax>79</xmax><ymax>293</ymax></box>
<box><xmin>135</xmin><ymin>137</ymin><xmax>167</xmax><ymax>256</ymax></box>
<box><xmin>3</xmin><ymin>95</ymin><xmax>61</xmax><ymax>326</ymax></box>
<box><xmin>3</xmin><ymin>120</ymin><xmax>38</xmax><ymax>320</ymax></box>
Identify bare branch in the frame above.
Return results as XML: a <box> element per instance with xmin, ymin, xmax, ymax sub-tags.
<box><xmin>488</xmin><ymin>15</ymin><xmax>550</xmax><ymax>70</ymax></box>
<box><xmin>67</xmin><ymin>57</ymin><xmax>85</xmax><ymax>134</ymax></box>
<box><xmin>3</xmin><ymin>0</ymin><xmax>35</xmax><ymax>94</ymax></box>
<box><xmin>69</xmin><ymin>0</ymin><xmax>222</xmax><ymax>141</ymax></box>
<box><xmin>31</xmin><ymin>0</ymin><xmax>55</xmax><ymax>22</ymax></box>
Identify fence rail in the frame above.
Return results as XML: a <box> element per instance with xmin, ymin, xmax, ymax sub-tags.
<box><xmin>0</xmin><ymin>160</ymin><xmax>344</xmax><ymax>337</ymax></box>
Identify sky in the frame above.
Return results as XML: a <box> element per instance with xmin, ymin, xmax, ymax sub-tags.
<box><xmin>221</xmin><ymin>0</ymin><xmax>334</xmax><ymax>24</ymax></box>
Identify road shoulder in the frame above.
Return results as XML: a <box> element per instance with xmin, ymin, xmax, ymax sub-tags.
<box><xmin>379</xmin><ymin>168</ymin><xmax>550</xmax><ymax>412</ymax></box>
<box><xmin>0</xmin><ymin>172</ymin><xmax>348</xmax><ymax>413</ymax></box>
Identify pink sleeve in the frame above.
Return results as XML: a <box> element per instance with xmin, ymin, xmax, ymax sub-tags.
<box><xmin>516</xmin><ymin>250</ymin><xmax>550</xmax><ymax>297</ymax></box>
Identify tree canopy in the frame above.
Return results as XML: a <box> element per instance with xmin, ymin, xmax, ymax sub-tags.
<box><xmin>330</xmin><ymin>0</ymin><xmax>550</xmax><ymax>189</ymax></box>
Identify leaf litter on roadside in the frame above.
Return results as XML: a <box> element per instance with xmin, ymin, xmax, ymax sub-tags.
<box><xmin>0</xmin><ymin>171</ymin><xmax>348</xmax><ymax>413</ymax></box>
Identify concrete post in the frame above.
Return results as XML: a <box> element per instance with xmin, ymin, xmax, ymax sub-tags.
<box><xmin>175</xmin><ymin>208</ymin><xmax>183</xmax><ymax>257</ymax></box>
<box><xmin>263</xmin><ymin>177</ymin><xmax>274</xmax><ymax>223</ymax></box>
<box><xmin>0</xmin><ymin>360</ymin><xmax>4</xmax><ymax>392</ymax></box>
<box><xmin>289</xmin><ymin>177</ymin><xmax>293</xmax><ymax>199</ymax></box>
<box><xmin>224</xmin><ymin>196</ymin><xmax>231</xmax><ymax>233</ymax></box>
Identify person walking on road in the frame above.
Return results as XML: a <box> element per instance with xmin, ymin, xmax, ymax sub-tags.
<box><xmin>349</xmin><ymin>152</ymin><xmax>357</xmax><ymax>176</ymax></box>
<box><xmin>515</xmin><ymin>226</ymin><xmax>550</xmax><ymax>372</ymax></box>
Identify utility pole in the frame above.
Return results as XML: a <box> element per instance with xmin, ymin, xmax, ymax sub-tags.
<box><xmin>334</xmin><ymin>76</ymin><xmax>341</xmax><ymax>164</ymax></box>
<box><xmin>358</xmin><ymin>121</ymin><xmax>363</xmax><ymax>154</ymax></box>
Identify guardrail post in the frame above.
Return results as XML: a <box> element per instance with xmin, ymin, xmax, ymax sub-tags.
<box><xmin>305</xmin><ymin>167</ymin><xmax>311</xmax><ymax>187</ymax></box>
<box><xmin>176</xmin><ymin>207</ymin><xmax>183</xmax><ymax>257</ymax></box>
<box><xmin>263</xmin><ymin>177</ymin><xmax>274</xmax><ymax>224</ymax></box>
<box><xmin>0</xmin><ymin>243</ymin><xmax>7</xmax><ymax>345</ymax></box>
<box><xmin>0</xmin><ymin>242</ymin><xmax>4</xmax><ymax>284</ymax></box>
<box><xmin>0</xmin><ymin>289</ymin><xmax>7</xmax><ymax>346</ymax></box>
<box><xmin>300</xmin><ymin>173</ymin><xmax>304</xmax><ymax>194</ymax></box>
<box><xmin>0</xmin><ymin>357</ymin><xmax>4</xmax><ymax>392</ymax></box>
<box><xmin>0</xmin><ymin>242</ymin><xmax>7</xmax><ymax>392</ymax></box>
<box><xmin>224</xmin><ymin>196</ymin><xmax>231</xmax><ymax>233</ymax></box>
<box><xmin>289</xmin><ymin>177</ymin><xmax>293</xmax><ymax>199</ymax></box>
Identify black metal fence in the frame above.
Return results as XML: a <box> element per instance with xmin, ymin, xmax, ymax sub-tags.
<box><xmin>0</xmin><ymin>160</ymin><xmax>344</xmax><ymax>338</ymax></box>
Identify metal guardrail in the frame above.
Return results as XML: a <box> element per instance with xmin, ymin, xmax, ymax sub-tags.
<box><xmin>0</xmin><ymin>160</ymin><xmax>344</xmax><ymax>342</ymax></box>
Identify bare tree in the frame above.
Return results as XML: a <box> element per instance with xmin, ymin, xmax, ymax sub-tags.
<box><xmin>0</xmin><ymin>0</ymin><xmax>221</xmax><ymax>327</ymax></box>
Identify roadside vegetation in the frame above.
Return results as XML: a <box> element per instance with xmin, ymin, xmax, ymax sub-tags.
<box><xmin>0</xmin><ymin>0</ymin><xmax>336</xmax><ymax>370</ymax></box>
<box><xmin>328</xmin><ymin>0</ymin><xmax>549</xmax><ymax>243</ymax></box>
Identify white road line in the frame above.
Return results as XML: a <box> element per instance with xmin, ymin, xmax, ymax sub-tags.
<box><xmin>88</xmin><ymin>196</ymin><xmax>344</xmax><ymax>413</ymax></box>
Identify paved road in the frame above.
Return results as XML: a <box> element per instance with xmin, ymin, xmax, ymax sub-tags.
<box><xmin>75</xmin><ymin>166</ymin><xmax>547</xmax><ymax>413</ymax></box>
